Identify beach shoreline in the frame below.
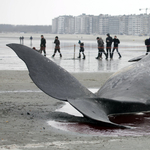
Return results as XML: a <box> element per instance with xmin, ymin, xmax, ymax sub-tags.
<box><xmin>0</xmin><ymin>32</ymin><xmax>148</xmax><ymax>41</ymax></box>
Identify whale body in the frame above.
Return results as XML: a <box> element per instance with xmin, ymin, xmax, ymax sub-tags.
<box><xmin>7</xmin><ymin>44</ymin><xmax>150</xmax><ymax>128</ymax></box>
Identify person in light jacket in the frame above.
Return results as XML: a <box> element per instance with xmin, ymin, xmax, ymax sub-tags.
<box><xmin>96</xmin><ymin>37</ymin><xmax>106</xmax><ymax>59</ymax></box>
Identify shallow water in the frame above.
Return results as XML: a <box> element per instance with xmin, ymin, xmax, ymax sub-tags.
<box><xmin>0</xmin><ymin>33</ymin><xmax>147</xmax><ymax>72</ymax></box>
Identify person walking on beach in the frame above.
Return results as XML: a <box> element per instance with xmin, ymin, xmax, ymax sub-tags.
<box><xmin>52</xmin><ymin>36</ymin><xmax>62</xmax><ymax>57</ymax></box>
<box><xmin>112</xmin><ymin>36</ymin><xmax>121</xmax><ymax>59</ymax></box>
<box><xmin>78</xmin><ymin>40</ymin><xmax>85</xmax><ymax>59</ymax></box>
<box><xmin>40</xmin><ymin>35</ymin><xmax>46</xmax><ymax>56</ymax></box>
<box><xmin>106</xmin><ymin>33</ymin><xmax>113</xmax><ymax>59</ymax></box>
<box><xmin>96</xmin><ymin>37</ymin><xmax>106</xmax><ymax>59</ymax></box>
<box><xmin>145</xmin><ymin>37</ymin><xmax>150</xmax><ymax>55</ymax></box>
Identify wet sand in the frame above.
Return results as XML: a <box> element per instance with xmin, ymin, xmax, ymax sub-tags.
<box><xmin>1</xmin><ymin>70</ymin><xmax>150</xmax><ymax>150</ymax></box>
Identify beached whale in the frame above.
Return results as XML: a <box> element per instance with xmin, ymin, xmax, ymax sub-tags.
<box><xmin>7</xmin><ymin>44</ymin><xmax>150</xmax><ymax>128</ymax></box>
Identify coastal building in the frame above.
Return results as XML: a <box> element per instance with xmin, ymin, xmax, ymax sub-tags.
<box><xmin>119</xmin><ymin>15</ymin><xmax>128</xmax><ymax>35</ymax></box>
<box><xmin>108</xmin><ymin>16</ymin><xmax>120</xmax><ymax>34</ymax></box>
<box><xmin>52</xmin><ymin>18</ymin><xmax>58</xmax><ymax>34</ymax></box>
<box><xmin>99</xmin><ymin>14</ymin><xmax>109</xmax><ymax>34</ymax></box>
<box><xmin>52</xmin><ymin>14</ymin><xmax>150</xmax><ymax>36</ymax></box>
<box><xmin>75</xmin><ymin>16</ymin><xmax>81</xmax><ymax>34</ymax></box>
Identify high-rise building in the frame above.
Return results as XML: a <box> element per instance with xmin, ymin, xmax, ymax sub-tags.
<box><xmin>57</xmin><ymin>16</ymin><xmax>65</xmax><ymax>34</ymax></box>
<box><xmin>75</xmin><ymin>16</ymin><xmax>81</xmax><ymax>34</ymax></box>
<box><xmin>109</xmin><ymin>16</ymin><xmax>120</xmax><ymax>34</ymax></box>
<box><xmin>68</xmin><ymin>17</ymin><xmax>75</xmax><ymax>34</ymax></box>
<box><xmin>52</xmin><ymin>18</ymin><xmax>58</xmax><ymax>34</ymax></box>
<box><xmin>99</xmin><ymin>14</ymin><xmax>109</xmax><ymax>34</ymax></box>
<box><xmin>52</xmin><ymin>14</ymin><xmax>150</xmax><ymax>35</ymax></box>
<box><xmin>119</xmin><ymin>15</ymin><xmax>128</xmax><ymax>35</ymax></box>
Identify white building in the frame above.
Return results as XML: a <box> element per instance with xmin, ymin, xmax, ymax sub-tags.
<box><xmin>52</xmin><ymin>14</ymin><xmax>150</xmax><ymax>35</ymax></box>
<box><xmin>57</xmin><ymin>16</ymin><xmax>65</xmax><ymax>34</ymax></box>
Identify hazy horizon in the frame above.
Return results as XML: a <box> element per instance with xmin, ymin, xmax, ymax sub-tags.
<box><xmin>1</xmin><ymin>0</ymin><xmax>150</xmax><ymax>25</ymax></box>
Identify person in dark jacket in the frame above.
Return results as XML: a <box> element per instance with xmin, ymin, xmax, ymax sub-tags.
<box><xmin>96</xmin><ymin>37</ymin><xmax>106</xmax><ymax>59</ymax></box>
<box><xmin>78</xmin><ymin>40</ymin><xmax>85</xmax><ymax>59</ymax></box>
<box><xmin>52</xmin><ymin>36</ymin><xmax>62</xmax><ymax>57</ymax></box>
<box><xmin>145</xmin><ymin>37</ymin><xmax>150</xmax><ymax>55</ymax></box>
<box><xmin>106</xmin><ymin>33</ymin><xmax>113</xmax><ymax>59</ymax></box>
<box><xmin>40</xmin><ymin>35</ymin><xmax>46</xmax><ymax>56</ymax></box>
<box><xmin>112</xmin><ymin>36</ymin><xmax>121</xmax><ymax>58</ymax></box>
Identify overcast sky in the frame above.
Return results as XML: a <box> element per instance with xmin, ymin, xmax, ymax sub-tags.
<box><xmin>0</xmin><ymin>0</ymin><xmax>150</xmax><ymax>25</ymax></box>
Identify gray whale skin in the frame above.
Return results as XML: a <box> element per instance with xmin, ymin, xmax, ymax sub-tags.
<box><xmin>7</xmin><ymin>44</ymin><xmax>150</xmax><ymax>128</ymax></box>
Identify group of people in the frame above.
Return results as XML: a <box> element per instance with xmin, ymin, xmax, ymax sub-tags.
<box><xmin>32</xmin><ymin>34</ymin><xmax>150</xmax><ymax>59</ymax></box>
<box><xmin>39</xmin><ymin>35</ymin><xmax>62</xmax><ymax>57</ymax></box>
<box><xmin>77</xmin><ymin>33</ymin><xmax>122</xmax><ymax>60</ymax></box>
<box><xmin>39</xmin><ymin>34</ymin><xmax>122</xmax><ymax>60</ymax></box>
<box><xmin>96</xmin><ymin>33</ymin><xmax>121</xmax><ymax>60</ymax></box>
<box><xmin>77</xmin><ymin>34</ymin><xmax>122</xmax><ymax>60</ymax></box>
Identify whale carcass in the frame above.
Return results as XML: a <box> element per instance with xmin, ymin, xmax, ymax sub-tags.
<box><xmin>7</xmin><ymin>44</ymin><xmax>150</xmax><ymax>128</ymax></box>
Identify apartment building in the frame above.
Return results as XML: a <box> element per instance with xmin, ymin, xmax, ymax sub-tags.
<box><xmin>52</xmin><ymin>14</ymin><xmax>150</xmax><ymax>36</ymax></box>
<box><xmin>52</xmin><ymin>18</ymin><xmax>58</xmax><ymax>34</ymax></box>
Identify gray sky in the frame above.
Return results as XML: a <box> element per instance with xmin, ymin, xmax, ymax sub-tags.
<box><xmin>0</xmin><ymin>0</ymin><xmax>149</xmax><ymax>25</ymax></box>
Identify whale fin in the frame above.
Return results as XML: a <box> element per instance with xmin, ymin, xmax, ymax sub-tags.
<box><xmin>6</xmin><ymin>43</ymin><xmax>129</xmax><ymax>128</ymax></box>
<box><xmin>7</xmin><ymin>44</ymin><xmax>94</xmax><ymax>101</ymax></box>
<box><xmin>68</xmin><ymin>98</ymin><xmax>128</xmax><ymax>128</ymax></box>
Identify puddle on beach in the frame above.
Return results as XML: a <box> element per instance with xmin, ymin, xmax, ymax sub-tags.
<box><xmin>48</xmin><ymin>88</ymin><xmax>150</xmax><ymax>136</ymax></box>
